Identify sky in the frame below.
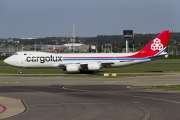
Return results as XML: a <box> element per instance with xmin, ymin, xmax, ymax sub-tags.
<box><xmin>0</xmin><ymin>0</ymin><xmax>179</xmax><ymax>38</ymax></box>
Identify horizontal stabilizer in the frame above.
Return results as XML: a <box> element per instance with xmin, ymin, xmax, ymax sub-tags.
<box><xmin>148</xmin><ymin>54</ymin><xmax>167</xmax><ymax>61</ymax></box>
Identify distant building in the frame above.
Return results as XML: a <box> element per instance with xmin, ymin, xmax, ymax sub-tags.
<box><xmin>0</xmin><ymin>43</ymin><xmax>95</xmax><ymax>53</ymax></box>
<box><xmin>21</xmin><ymin>38</ymin><xmax>35</xmax><ymax>40</ymax></box>
<box><xmin>28</xmin><ymin>43</ymin><xmax>93</xmax><ymax>53</ymax></box>
<box><xmin>63</xmin><ymin>43</ymin><xmax>88</xmax><ymax>52</ymax></box>
<box><xmin>30</xmin><ymin>44</ymin><xmax>67</xmax><ymax>52</ymax></box>
<box><xmin>45</xmin><ymin>45</ymin><xmax>67</xmax><ymax>52</ymax></box>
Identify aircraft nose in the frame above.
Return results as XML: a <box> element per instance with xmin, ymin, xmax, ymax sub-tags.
<box><xmin>4</xmin><ymin>57</ymin><xmax>11</xmax><ymax>65</ymax></box>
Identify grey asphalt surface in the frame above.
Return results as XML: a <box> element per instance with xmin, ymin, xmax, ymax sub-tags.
<box><xmin>0</xmin><ymin>72</ymin><xmax>180</xmax><ymax>120</ymax></box>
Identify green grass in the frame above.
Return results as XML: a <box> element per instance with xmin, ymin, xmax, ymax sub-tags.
<box><xmin>154</xmin><ymin>85</ymin><xmax>180</xmax><ymax>90</ymax></box>
<box><xmin>0</xmin><ymin>59</ymin><xmax>180</xmax><ymax>74</ymax></box>
<box><xmin>101</xmin><ymin>59</ymin><xmax>180</xmax><ymax>73</ymax></box>
<box><xmin>0</xmin><ymin>60</ymin><xmax>4</xmax><ymax>64</ymax></box>
<box><xmin>0</xmin><ymin>73</ymin><xmax>161</xmax><ymax>78</ymax></box>
<box><xmin>0</xmin><ymin>66</ymin><xmax>64</xmax><ymax>74</ymax></box>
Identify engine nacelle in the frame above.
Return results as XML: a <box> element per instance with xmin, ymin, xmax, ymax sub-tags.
<box><xmin>87</xmin><ymin>63</ymin><xmax>101</xmax><ymax>71</ymax></box>
<box><xmin>66</xmin><ymin>64</ymin><xmax>79</xmax><ymax>72</ymax></box>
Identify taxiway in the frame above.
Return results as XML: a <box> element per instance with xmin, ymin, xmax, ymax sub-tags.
<box><xmin>0</xmin><ymin>72</ymin><xmax>180</xmax><ymax>120</ymax></box>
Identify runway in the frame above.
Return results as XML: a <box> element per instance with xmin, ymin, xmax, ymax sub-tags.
<box><xmin>0</xmin><ymin>72</ymin><xmax>180</xmax><ymax>120</ymax></box>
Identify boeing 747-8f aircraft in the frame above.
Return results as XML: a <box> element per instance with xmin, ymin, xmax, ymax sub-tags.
<box><xmin>4</xmin><ymin>30</ymin><xmax>172</xmax><ymax>73</ymax></box>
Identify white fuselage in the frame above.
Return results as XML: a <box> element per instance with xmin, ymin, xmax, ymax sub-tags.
<box><xmin>4</xmin><ymin>51</ymin><xmax>151</xmax><ymax>68</ymax></box>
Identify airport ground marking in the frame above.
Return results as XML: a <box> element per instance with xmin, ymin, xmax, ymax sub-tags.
<box><xmin>0</xmin><ymin>81</ymin><xmax>19</xmax><ymax>84</ymax></box>
<box><xmin>28</xmin><ymin>102</ymin><xmax>111</xmax><ymax>107</ymax></box>
<box><xmin>63</xmin><ymin>86</ymin><xmax>180</xmax><ymax>104</ymax></box>
<box><xmin>0</xmin><ymin>104</ymin><xmax>6</xmax><ymax>114</ymax></box>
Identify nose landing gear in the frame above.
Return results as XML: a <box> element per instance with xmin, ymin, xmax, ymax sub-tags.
<box><xmin>19</xmin><ymin>68</ymin><xmax>23</xmax><ymax>74</ymax></box>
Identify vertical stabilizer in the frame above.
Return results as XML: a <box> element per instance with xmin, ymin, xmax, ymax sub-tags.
<box><xmin>132</xmin><ymin>30</ymin><xmax>172</xmax><ymax>58</ymax></box>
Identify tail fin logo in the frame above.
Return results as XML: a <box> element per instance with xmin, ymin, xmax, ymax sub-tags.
<box><xmin>151</xmin><ymin>38</ymin><xmax>163</xmax><ymax>51</ymax></box>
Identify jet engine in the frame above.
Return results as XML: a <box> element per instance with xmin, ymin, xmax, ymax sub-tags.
<box><xmin>87</xmin><ymin>63</ymin><xmax>101</xmax><ymax>71</ymax></box>
<box><xmin>66</xmin><ymin>64</ymin><xmax>79</xmax><ymax>72</ymax></box>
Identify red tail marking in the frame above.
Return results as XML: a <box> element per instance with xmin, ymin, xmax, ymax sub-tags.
<box><xmin>131</xmin><ymin>30</ymin><xmax>172</xmax><ymax>58</ymax></box>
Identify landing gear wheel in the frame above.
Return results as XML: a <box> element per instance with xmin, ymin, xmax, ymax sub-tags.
<box><xmin>80</xmin><ymin>69</ymin><xmax>85</xmax><ymax>73</ymax></box>
<box><xmin>19</xmin><ymin>68</ymin><xmax>23</xmax><ymax>74</ymax></box>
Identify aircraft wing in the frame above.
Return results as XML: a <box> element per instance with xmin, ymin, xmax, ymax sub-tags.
<box><xmin>52</xmin><ymin>61</ymin><xmax>115</xmax><ymax>68</ymax></box>
<box><xmin>74</xmin><ymin>62</ymin><xmax>115</xmax><ymax>68</ymax></box>
<box><xmin>99</xmin><ymin>62</ymin><xmax>115</xmax><ymax>67</ymax></box>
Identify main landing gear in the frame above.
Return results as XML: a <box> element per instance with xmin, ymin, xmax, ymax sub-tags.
<box><xmin>19</xmin><ymin>68</ymin><xmax>23</xmax><ymax>74</ymax></box>
<box><xmin>79</xmin><ymin>69</ymin><xmax>95</xmax><ymax>74</ymax></box>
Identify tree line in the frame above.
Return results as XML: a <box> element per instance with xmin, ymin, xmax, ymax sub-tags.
<box><xmin>2</xmin><ymin>32</ymin><xmax>180</xmax><ymax>54</ymax></box>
